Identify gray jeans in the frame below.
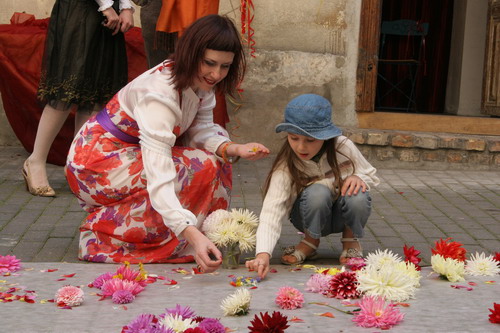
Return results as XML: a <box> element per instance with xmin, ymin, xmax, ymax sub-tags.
<box><xmin>290</xmin><ymin>183</ymin><xmax>372</xmax><ymax>239</ymax></box>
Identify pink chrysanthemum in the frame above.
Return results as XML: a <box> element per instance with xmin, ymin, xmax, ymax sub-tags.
<box><xmin>92</xmin><ymin>272</ymin><xmax>114</xmax><ymax>289</ymax></box>
<box><xmin>305</xmin><ymin>273</ymin><xmax>332</xmax><ymax>293</ymax></box>
<box><xmin>101</xmin><ymin>278</ymin><xmax>144</xmax><ymax>298</ymax></box>
<box><xmin>275</xmin><ymin>286</ymin><xmax>304</xmax><ymax>310</ymax></box>
<box><xmin>112</xmin><ymin>290</ymin><xmax>135</xmax><ymax>304</ymax></box>
<box><xmin>115</xmin><ymin>264</ymin><xmax>147</xmax><ymax>287</ymax></box>
<box><xmin>0</xmin><ymin>255</ymin><xmax>21</xmax><ymax>274</ymax></box>
<box><xmin>55</xmin><ymin>285</ymin><xmax>84</xmax><ymax>307</ymax></box>
<box><xmin>346</xmin><ymin>257</ymin><xmax>366</xmax><ymax>271</ymax></box>
<box><xmin>352</xmin><ymin>295</ymin><xmax>405</xmax><ymax>329</ymax></box>
<box><xmin>198</xmin><ymin>317</ymin><xmax>225</xmax><ymax>333</ymax></box>
<box><xmin>162</xmin><ymin>304</ymin><xmax>196</xmax><ymax>320</ymax></box>
<box><xmin>323</xmin><ymin>271</ymin><xmax>360</xmax><ymax>299</ymax></box>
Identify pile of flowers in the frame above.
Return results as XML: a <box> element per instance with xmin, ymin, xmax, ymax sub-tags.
<box><xmin>0</xmin><ymin>255</ymin><xmax>21</xmax><ymax>275</ymax></box>
<box><xmin>430</xmin><ymin>238</ymin><xmax>466</xmax><ymax>282</ymax></box>
<box><xmin>90</xmin><ymin>262</ymin><xmax>148</xmax><ymax>304</ymax></box>
<box><xmin>122</xmin><ymin>304</ymin><xmax>226</xmax><ymax>333</ymax></box>
<box><xmin>202</xmin><ymin>208</ymin><xmax>259</xmax><ymax>253</ymax></box>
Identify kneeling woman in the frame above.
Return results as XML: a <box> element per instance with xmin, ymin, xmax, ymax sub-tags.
<box><xmin>65</xmin><ymin>15</ymin><xmax>269</xmax><ymax>272</ymax></box>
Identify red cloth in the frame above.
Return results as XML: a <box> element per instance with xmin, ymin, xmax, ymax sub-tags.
<box><xmin>0</xmin><ymin>13</ymin><xmax>148</xmax><ymax>166</ymax></box>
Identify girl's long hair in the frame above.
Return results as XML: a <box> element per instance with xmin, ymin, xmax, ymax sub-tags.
<box><xmin>263</xmin><ymin>137</ymin><xmax>354</xmax><ymax>198</ymax></box>
<box><xmin>169</xmin><ymin>14</ymin><xmax>246</xmax><ymax>96</ymax></box>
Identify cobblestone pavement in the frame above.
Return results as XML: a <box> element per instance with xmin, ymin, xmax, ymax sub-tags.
<box><xmin>1</xmin><ymin>146</ymin><xmax>499</xmax><ymax>264</ymax></box>
<box><xmin>1</xmin><ymin>146</ymin><xmax>499</xmax><ymax>333</ymax></box>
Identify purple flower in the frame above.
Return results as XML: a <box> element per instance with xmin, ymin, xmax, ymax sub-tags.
<box><xmin>198</xmin><ymin>318</ymin><xmax>225</xmax><ymax>333</ymax></box>
<box><xmin>124</xmin><ymin>313</ymin><xmax>173</xmax><ymax>333</ymax></box>
<box><xmin>162</xmin><ymin>304</ymin><xmax>196</xmax><ymax>320</ymax></box>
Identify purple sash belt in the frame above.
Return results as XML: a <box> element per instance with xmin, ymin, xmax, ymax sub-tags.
<box><xmin>96</xmin><ymin>110</ymin><xmax>140</xmax><ymax>144</ymax></box>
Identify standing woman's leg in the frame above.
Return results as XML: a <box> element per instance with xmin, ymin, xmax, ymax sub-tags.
<box><xmin>23</xmin><ymin>104</ymin><xmax>69</xmax><ymax>196</ymax></box>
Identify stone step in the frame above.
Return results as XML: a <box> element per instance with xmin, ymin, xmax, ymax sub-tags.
<box><xmin>342</xmin><ymin>127</ymin><xmax>500</xmax><ymax>170</ymax></box>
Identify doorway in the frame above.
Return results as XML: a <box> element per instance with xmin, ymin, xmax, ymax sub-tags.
<box><xmin>375</xmin><ymin>0</ymin><xmax>454</xmax><ymax>114</ymax></box>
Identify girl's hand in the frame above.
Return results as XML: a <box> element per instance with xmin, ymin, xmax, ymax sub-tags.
<box><xmin>230</xmin><ymin>143</ymin><xmax>270</xmax><ymax>161</ymax></box>
<box><xmin>181</xmin><ymin>226</ymin><xmax>222</xmax><ymax>273</ymax></box>
<box><xmin>119</xmin><ymin>9</ymin><xmax>134</xmax><ymax>33</ymax></box>
<box><xmin>245</xmin><ymin>253</ymin><xmax>270</xmax><ymax>279</ymax></box>
<box><xmin>102</xmin><ymin>8</ymin><xmax>120</xmax><ymax>35</ymax></box>
<box><xmin>341</xmin><ymin>175</ymin><xmax>367</xmax><ymax>196</ymax></box>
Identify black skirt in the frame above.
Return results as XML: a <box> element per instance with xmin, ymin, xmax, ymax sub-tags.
<box><xmin>37</xmin><ymin>0</ymin><xmax>128</xmax><ymax>112</ymax></box>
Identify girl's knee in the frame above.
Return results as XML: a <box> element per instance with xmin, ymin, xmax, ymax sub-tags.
<box><xmin>343</xmin><ymin>191</ymin><xmax>372</xmax><ymax>212</ymax></box>
<box><xmin>302</xmin><ymin>184</ymin><xmax>332</xmax><ymax>210</ymax></box>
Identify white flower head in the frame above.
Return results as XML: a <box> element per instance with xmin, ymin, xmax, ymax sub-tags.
<box><xmin>230</xmin><ymin>208</ymin><xmax>259</xmax><ymax>229</ymax></box>
<box><xmin>202</xmin><ymin>209</ymin><xmax>232</xmax><ymax>234</ymax></box>
<box><xmin>221</xmin><ymin>288</ymin><xmax>251</xmax><ymax>316</ymax></box>
<box><xmin>465</xmin><ymin>252</ymin><xmax>500</xmax><ymax>276</ymax></box>
<box><xmin>365</xmin><ymin>249</ymin><xmax>403</xmax><ymax>270</ymax></box>
<box><xmin>394</xmin><ymin>261</ymin><xmax>422</xmax><ymax>288</ymax></box>
<box><xmin>160</xmin><ymin>314</ymin><xmax>196</xmax><ymax>332</ymax></box>
<box><xmin>431</xmin><ymin>254</ymin><xmax>465</xmax><ymax>282</ymax></box>
<box><xmin>356</xmin><ymin>264</ymin><xmax>418</xmax><ymax>302</ymax></box>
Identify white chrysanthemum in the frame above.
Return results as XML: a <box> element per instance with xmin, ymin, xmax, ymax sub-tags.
<box><xmin>465</xmin><ymin>252</ymin><xmax>500</xmax><ymax>276</ymax></box>
<box><xmin>206</xmin><ymin>218</ymin><xmax>240</xmax><ymax>247</ymax></box>
<box><xmin>365</xmin><ymin>249</ymin><xmax>403</xmax><ymax>270</ymax></box>
<box><xmin>221</xmin><ymin>288</ymin><xmax>251</xmax><ymax>316</ymax></box>
<box><xmin>356</xmin><ymin>264</ymin><xmax>418</xmax><ymax>302</ymax></box>
<box><xmin>230</xmin><ymin>208</ymin><xmax>259</xmax><ymax>229</ymax></box>
<box><xmin>160</xmin><ymin>314</ymin><xmax>196</xmax><ymax>332</ymax></box>
<box><xmin>202</xmin><ymin>209</ymin><xmax>232</xmax><ymax>234</ymax></box>
<box><xmin>234</xmin><ymin>224</ymin><xmax>256</xmax><ymax>252</ymax></box>
<box><xmin>394</xmin><ymin>261</ymin><xmax>421</xmax><ymax>288</ymax></box>
<box><xmin>431</xmin><ymin>254</ymin><xmax>465</xmax><ymax>282</ymax></box>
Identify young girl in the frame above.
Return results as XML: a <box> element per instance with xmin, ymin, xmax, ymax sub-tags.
<box><xmin>24</xmin><ymin>0</ymin><xmax>134</xmax><ymax>196</ymax></box>
<box><xmin>246</xmin><ymin>94</ymin><xmax>379</xmax><ymax>279</ymax></box>
<box><xmin>65</xmin><ymin>15</ymin><xmax>269</xmax><ymax>273</ymax></box>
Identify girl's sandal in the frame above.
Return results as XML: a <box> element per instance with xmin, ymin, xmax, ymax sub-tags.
<box><xmin>340</xmin><ymin>237</ymin><xmax>363</xmax><ymax>264</ymax></box>
<box><xmin>281</xmin><ymin>239</ymin><xmax>318</xmax><ymax>265</ymax></box>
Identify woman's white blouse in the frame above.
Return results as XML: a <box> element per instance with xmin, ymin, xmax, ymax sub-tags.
<box><xmin>117</xmin><ymin>64</ymin><xmax>230</xmax><ymax>237</ymax></box>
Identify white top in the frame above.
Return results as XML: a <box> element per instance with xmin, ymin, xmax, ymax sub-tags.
<box><xmin>95</xmin><ymin>0</ymin><xmax>134</xmax><ymax>12</ymax></box>
<box><xmin>117</xmin><ymin>63</ymin><xmax>230</xmax><ymax>237</ymax></box>
<box><xmin>255</xmin><ymin>137</ymin><xmax>380</xmax><ymax>256</ymax></box>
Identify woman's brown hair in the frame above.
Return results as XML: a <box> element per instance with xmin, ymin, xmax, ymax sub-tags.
<box><xmin>263</xmin><ymin>137</ymin><xmax>354</xmax><ymax>198</ymax></box>
<box><xmin>169</xmin><ymin>14</ymin><xmax>246</xmax><ymax>97</ymax></box>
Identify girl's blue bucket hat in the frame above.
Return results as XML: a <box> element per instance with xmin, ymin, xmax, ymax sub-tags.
<box><xmin>275</xmin><ymin>94</ymin><xmax>342</xmax><ymax>140</ymax></box>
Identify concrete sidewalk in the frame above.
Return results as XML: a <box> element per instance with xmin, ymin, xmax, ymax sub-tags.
<box><xmin>0</xmin><ymin>146</ymin><xmax>499</xmax><ymax>332</ymax></box>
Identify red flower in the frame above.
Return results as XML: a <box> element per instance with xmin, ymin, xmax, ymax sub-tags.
<box><xmin>184</xmin><ymin>328</ymin><xmax>207</xmax><ymax>333</ymax></box>
<box><xmin>489</xmin><ymin>303</ymin><xmax>500</xmax><ymax>324</ymax></box>
<box><xmin>403</xmin><ymin>245</ymin><xmax>422</xmax><ymax>271</ymax></box>
<box><xmin>248</xmin><ymin>311</ymin><xmax>289</xmax><ymax>333</ymax></box>
<box><xmin>323</xmin><ymin>271</ymin><xmax>360</xmax><ymax>299</ymax></box>
<box><xmin>431</xmin><ymin>238</ymin><xmax>466</xmax><ymax>262</ymax></box>
<box><xmin>494</xmin><ymin>252</ymin><xmax>500</xmax><ymax>266</ymax></box>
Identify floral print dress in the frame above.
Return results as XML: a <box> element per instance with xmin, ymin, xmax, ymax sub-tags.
<box><xmin>65</xmin><ymin>63</ymin><xmax>232</xmax><ymax>263</ymax></box>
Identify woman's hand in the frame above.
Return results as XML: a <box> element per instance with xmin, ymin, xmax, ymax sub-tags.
<box><xmin>228</xmin><ymin>142</ymin><xmax>270</xmax><ymax>161</ymax></box>
<box><xmin>341</xmin><ymin>175</ymin><xmax>367</xmax><ymax>196</ymax></box>
<box><xmin>119</xmin><ymin>9</ymin><xmax>134</xmax><ymax>33</ymax></box>
<box><xmin>181</xmin><ymin>226</ymin><xmax>222</xmax><ymax>273</ymax></box>
<box><xmin>245</xmin><ymin>252</ymin><xmax>270</xmax><ymax>279</ymax></box>
<box><xmin>101</xmin><ymin>8</ymin><xmax>121</xmax><ymax>35</ymax></box>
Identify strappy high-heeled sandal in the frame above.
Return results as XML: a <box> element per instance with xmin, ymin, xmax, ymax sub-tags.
<box><xmin>22</xmin><ymin>160</ymin><xmax>56</xmax><ymax>197</ymax></box>
<box><xmin>340</xmin><ymin>237</ymin><xmax>363</xmax><ymax>264</ymax></box>
<box><xmin>281</xmin><ymin>239</ymin><xmax>319</xmax><ymax>265</ymax></box>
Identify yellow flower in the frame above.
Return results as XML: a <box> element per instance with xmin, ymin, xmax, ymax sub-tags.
<box><xmin>431</xmin><ymin>254</ymin><xmax>465</xmax><ymax>282</ymax></box>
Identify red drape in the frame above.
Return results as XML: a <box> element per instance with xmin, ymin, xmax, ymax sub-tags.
<box><xmin>379</xmin><ymin>0</ymin><xmax>454</xmax><ymax>113</ymax></box>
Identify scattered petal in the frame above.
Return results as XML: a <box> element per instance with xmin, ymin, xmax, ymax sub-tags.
<box><xmin>290</xmin><ymin>316</ymin><xmax>304</xmax><ymax>323</ymax></box>
<box><xmin>316</xmin><ymin>312</ymin><xmax>335</xmax><ymax>318</ymax></box>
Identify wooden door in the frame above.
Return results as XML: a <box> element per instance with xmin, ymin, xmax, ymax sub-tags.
<box><xmin>482</xmin><ymin>0</ymin><xmax>500</xmax><ymax>116</ymax></box>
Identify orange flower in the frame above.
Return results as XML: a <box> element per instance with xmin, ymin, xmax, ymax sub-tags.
<box><xmin>431</xmin><ymin>238</ymin><xmax>466</xmax><ymax>262</ymax></box>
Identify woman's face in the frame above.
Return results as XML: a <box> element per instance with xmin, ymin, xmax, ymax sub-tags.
<box><xmin>192</xmin><ymin>49</ymin><xmax>235</xmax><ymax>92</ymax></box>
<box><xmin>287</xmin><ymin>133</ymin><xmax>324</xmax><ymax>160</ymax></box>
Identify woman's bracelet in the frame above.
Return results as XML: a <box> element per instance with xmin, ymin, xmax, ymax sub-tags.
<box><xmin>221</xmin><ymin>142</ymin><xmax>240</xmax><ymax>164</ymax></box>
